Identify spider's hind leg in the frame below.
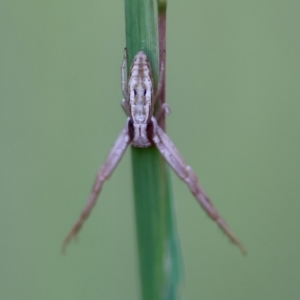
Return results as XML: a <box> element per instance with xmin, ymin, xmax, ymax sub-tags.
<box><xmin>62</xmin><ymin>126</ymin><xmax>130</xmax><ymax>252</ymax></box>
<box><xmin>152</xmin><ymin>121</ymin><xmax>246</xmax><ymax>254</ymax></box>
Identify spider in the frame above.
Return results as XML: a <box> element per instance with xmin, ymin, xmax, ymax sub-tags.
<box><xmin>62</xmin><ymin>50</ymin><xmax>246</xmax><ymax>254</ymax></box>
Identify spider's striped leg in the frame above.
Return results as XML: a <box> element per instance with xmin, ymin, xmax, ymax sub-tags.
<box><xmin>62</xmin><ymin>125</ymin><xmax>130</xmax><ymax>252</ymax></box>
<box><xmin>152</xmin><ymin>118</ymin><xmax>246</xmax><ymax>254</ymax></box>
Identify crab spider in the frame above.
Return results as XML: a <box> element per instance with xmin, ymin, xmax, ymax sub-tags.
<box><xmin>62</xmin><ymin>50</ymin><xmax>246</xmax><ymax>254</ymax></box>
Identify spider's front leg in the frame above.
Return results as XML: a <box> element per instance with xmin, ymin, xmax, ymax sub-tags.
<box><xmin>151</xmin><ymin>51</ymin><xmax>167</xmax><ymax>117</ymax></box>
<box><xmin>154</xmin><ymin>51</ymin><xmax>165</xmax><ymax>102</ymax></box>
<box><xmin>62</xmin><ymin>125</ymin><xmax>130</xmax><ymax>252</ymax></box>
<box><xmin>152</xmin><ymin>118</ymin><xmax>246</xmax><ymax>254</ymax></box>
<box><xmin>121</xmin><ymin>48</ymin><xmax>128</xmax><ymax>100</ymax></box>
<box><xmin>120</xmin><ymin>49</ymin><xmax>131</xmax><ymax>117</ymax></box>
<box><xmin>155</xmin><ymin>103</ymin><xmax>170</xmax><ymax>122</ymax></box>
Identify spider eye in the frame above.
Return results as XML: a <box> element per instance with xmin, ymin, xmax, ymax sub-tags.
<box><xmin>133</xmin><ymin>89</ymin><xmax>137</xmax><ymax>96</ymax></box>
<box><xmin>144</xmin><ymin>89</ymin><xmax>147</xmax><ymax>96</ymax></box>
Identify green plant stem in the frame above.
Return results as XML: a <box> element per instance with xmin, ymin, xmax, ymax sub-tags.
<box><xmin>124</xmin><ymin>1</ymin><xmax>181</xmax><ymax>299</ymax></box>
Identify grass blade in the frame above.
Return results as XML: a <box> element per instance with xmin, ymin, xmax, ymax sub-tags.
<box><xmin>124</xmin><ymin>1</ymin><xmax>181</xmax><ymax>299</ymax></box>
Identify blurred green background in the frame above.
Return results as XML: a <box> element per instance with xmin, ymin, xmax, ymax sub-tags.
<box><xmin>1</xmin><ymin>1</ymin><xmax>300</xmax><ymax>299</ymax></box>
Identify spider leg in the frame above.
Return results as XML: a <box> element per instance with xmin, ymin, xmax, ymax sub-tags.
<box><xmin>154</xmin><ymin>50</ymin><xmax>166</xmax><ymax>103</ymax></box>
<box><xmin>155</xmin><ymin>103</ymin><xmax>170</xmax><ymax>122</ymax></box>
<box><xmin>121</xmin><ymin>99</ymin><xmax>130</xmax><ymax>116</ymax></box>
<box><xmin>151</xmin><ymin>51</ymin><xmax>166</xmax><ymax>115</ymax></box>
<box><xmin>121</xmin><ymin>48</ymin><xmax>128</xmax><ymax>100</ymax></box>
<box><xmin>62</xmin><ymin>125</ymin><xmax>130</xmax><ymax>252</ymax></box>
<box><xmin>152</xmin><ymin>119</ymin><xmax>246</xmax><ymax>254</ymax></box>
